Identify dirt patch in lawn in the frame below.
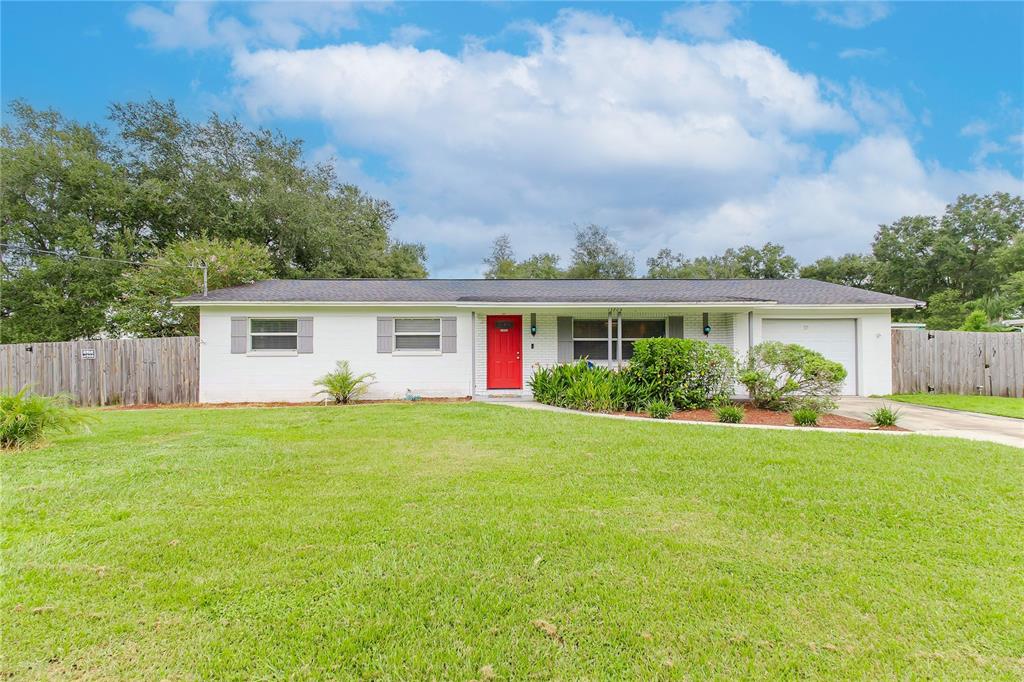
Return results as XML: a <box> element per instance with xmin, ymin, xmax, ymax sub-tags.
<box><xmin>102</xmin><ymin>397</ymin><xmax>473</xmax><ymax>411</ymax></box>
<box><xmin>618</xmin><ymin>405</ymin><xmax>905</xmax><ymax>431</ymax></box>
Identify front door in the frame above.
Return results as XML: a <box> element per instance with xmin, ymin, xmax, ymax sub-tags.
<box><xmin>486</xmin><ymin>315</ymin><xmax>522</xmax><ymax>389</ymax></box>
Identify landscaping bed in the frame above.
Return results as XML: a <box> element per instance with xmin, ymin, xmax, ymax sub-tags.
<box><xmin>617</xmin><ymin>405</ymin><xmax>906</xmax><ymax>430</ymax></box>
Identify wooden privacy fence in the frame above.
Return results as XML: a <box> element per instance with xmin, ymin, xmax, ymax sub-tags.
<box><xmin>0</xmin><ymin>337</ymin><xmax>199</xmax><ymax>406</ymax></box>
<box><xmin>891</xmin><ymin>329</ymin><xmax>1023</xmax><ymax>397</ymax></box>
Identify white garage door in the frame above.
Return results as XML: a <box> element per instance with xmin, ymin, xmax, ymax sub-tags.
<box><xmin>762</xmin><ymin>319</ymin><xmax>857</xmax><ymax>395</ymax></box>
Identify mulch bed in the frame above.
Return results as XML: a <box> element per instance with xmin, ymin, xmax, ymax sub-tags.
<box><xmin>617</xmin><ymin>405</ymin><xmax>905</xmax><ymax>431</ymax></box>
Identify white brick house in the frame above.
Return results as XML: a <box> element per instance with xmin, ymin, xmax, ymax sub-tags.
<box><xmin>173</xmin><ymin>279</ymin><xmax>922</xmax><ymax>403</ymax></box>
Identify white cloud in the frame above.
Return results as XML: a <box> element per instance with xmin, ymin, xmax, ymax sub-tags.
<box><xmin>838</xmin><ymin>47</ymin><xmax>885</xmax><ymax>59</ymax></box>
<box><xmin>128</xmin><ymin>2</ymin><xmax>219</xmax><ymax>51</ymax></box>
<box><xmin>960</xmin><ymin>119</ymin><xmax>991</xmax><ymax>137</ymax></box>
<box><xmin>152</xmin><ymin>9</ymin><xmax>1019</xmax><ymax>275</ymax></box>
<box><xmin>390</xmin><ymin>23</ymin><xmax>431</xmax><ymax>47</ymax></box>
<box><xmin>662</xmin><ymin>2</ymin><xmax>741</xmax><ymax>40</ymax></box>
<box><xmin>848</xmin><ymin>79</ymin><xmax>912</xmax><ymax>129</ymax></box>
<box><xmin>231</xmin><ymin>11</ymin><xmax>870</xmax><ymax>273</ymax></box>
<box><xmin>815</xmin><ymin>2</ymin><xmax>891</xmax><ymax>29</ymax></box>
<box><xmin>969</xmin><ymin>140</ymin><xmax>1006</xmax><ymax>166</ymax></box>
<box><xmin>128</xmin><ymin>1</ymin><xmax>365</xmax><ymax>51</ymax></box>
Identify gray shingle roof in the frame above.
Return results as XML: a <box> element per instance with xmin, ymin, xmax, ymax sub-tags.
<box><xmin>175</xmin><ymin>279</ymin><xmax>922</xmax><ymax>307</ymax></box>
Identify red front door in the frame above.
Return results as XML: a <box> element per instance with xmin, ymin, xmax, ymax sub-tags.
<box><xmin>487</xmin><ymin>315</ymin><xmax>523</xmax><ymax>389</ymax></box>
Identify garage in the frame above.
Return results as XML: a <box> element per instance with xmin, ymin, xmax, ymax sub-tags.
<box><xmin>762</xmin><ymin>318</ymin><xmax>858</xmax><ymax>395</ymax></box>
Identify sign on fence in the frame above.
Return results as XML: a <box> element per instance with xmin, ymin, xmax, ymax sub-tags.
<box><xmin>891</xmin><ymin>329</ymin><xmax>1023</xmax><ymax>398</ymax></box>
<box><xmin>0</xmin><ymin>337</ymin><xmax>199</xmax><ymax>406</ymax></box>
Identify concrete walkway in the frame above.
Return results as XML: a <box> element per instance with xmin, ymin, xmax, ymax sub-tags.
<box><xmin>835</xmin><ymin>397</ymin><xmax>1023</xmax><ymax>448</ymax></box>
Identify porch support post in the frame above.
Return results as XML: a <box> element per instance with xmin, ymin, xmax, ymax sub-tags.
<box><xmin>607</xmin><ymin>309</ymin><xmax>613</xmax><ymax>370</ymax></box>
<box><xmin>616</xmin><ymin>308</ymin><xmax>623</xmax><ymax>370</ymax></box>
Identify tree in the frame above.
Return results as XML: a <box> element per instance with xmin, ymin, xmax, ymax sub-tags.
<box><xmin>871</xmin><ymin>215</ymin><xmax>941</xmax><ymax>301</ymax></box>
<box><xmin>384</xmin><ymin>242</ymin><xmax>429</xmax><ymax>279</ymax></box>
<box><xmin>110</xmin><ymin>238</ymin><xmax>274</xmax><ymax>337</ymax></box>
<box><xmin>566</xmin><ymin>225</ymin><xmax>635</xmax><ymax>279</ymax></box>
<box><xmin>924</xmin><ymin>289</ymin><xmax>968</xmax><ymax>330</ymax></box>
<box><xmin>109</xmin><ymin>98</ymin><xmax>425</xmax><ymax>279</ymax></box>
<box><xmin>516</xmin><ymin>253</ymin><xmax>563</xmax><ymax>279</ymax></box>
<box><xmin>935</xmin><ymin>193</ymin><xmax>1024</xmax><ymax>301</ymax></box>
<box><xmin>647</xmin><ymin>243</ymin><xmax>797</xmax><ymax>279</ymax></box>
<box><xmin>1000</xmin><ymin>271</ymin><xmax>1024</xmax><ymax>318</ymax></box>
<box><xmin>799</xmin><ymin>253</ymin><xmax>876</xmax><ymax>288</ymax></box>
<box><xmin>483</xmin><ymin>235</ymin><xmax>519</xmax><ymax>279</ymax></box>
<box><xmin>2</xmin><ymin>98</ymin><xmax>427</xmax><ymax>341</ymax></box>
<box><xmin>734</xmin><ymin>242</ymin><xmax>798</xmax><ymax>279</ymax></box>
<box><xmin>0</xmin><ymin>101</ymin><xmax>141</xmax><ymax>342</ymax></box>
<box><xmin>646</xmin><ymin>249</ymin><xmax>692</xmax><ymax>279</ymax></box>
<box><xmin>0</xmin><ymin>257</ymin><xmax>123</xmax><ymax>343</ymax></box>
<box><xmin>960</xmin><ymin>310</ymin><xmax>990</xmax><ymax>332</ymax></box>
<box><xmin>873</xmin><ymin>193</ymin><xmax>1023</xmax><ymax>303</ymax></box>
<box><xmin>482</xmin><ymin>235</ymin><xmax>563</xmax><ymax>278</ymax></box>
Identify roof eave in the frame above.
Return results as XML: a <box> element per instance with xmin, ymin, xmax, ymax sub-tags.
<box><xmin>171</xmin><ymin>299</ymin><xmax>918</xmax><ymax>309</ymax></box>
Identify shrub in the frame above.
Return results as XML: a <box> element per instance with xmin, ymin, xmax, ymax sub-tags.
<box><xmin>1</xmin><ymin>387</ymin><xmax>90</xmax><ymax>449</ymax></box>
<box><xmin>869</xmin><ymin>404</ymin><xmax>901</xmax><ymax>427</ymax></box>
<box><xmin>313</xmin><ymin>361</ymin><xmax>376</xmax><ymax>404</ymax></box>
<box><xmin>529</xmin><ymin>360</ymin><xmax>627</xmax><ymax>412</ymax></box>
<box><xmin>739</xmin><ymin>342</ymin><xmax>846</xmax><ymax>412</ymax></box>
<box><xmin>646</xmin><ymin>400</ymin><xmax>672</xmax><ymax>419</ymax></box>
<box><xmin>625</xmin><ymin>338</ymin><xmax>737</xmax><ymax>410</ymax></box>
<box><xmin>792</xmin><ymin>408</ymin><xmax>819</xmax><ymax>426</ymax></box>
<box><xmin>715</xmin><ymin>404</ymin><xmax>745</xmax><ymax>424</ymax></box>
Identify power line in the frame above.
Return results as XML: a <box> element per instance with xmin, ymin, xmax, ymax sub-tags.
<box><xmin>0</xmin><ymin>242</ymin><xmax>210</xmax><ymax>296</ymax></box>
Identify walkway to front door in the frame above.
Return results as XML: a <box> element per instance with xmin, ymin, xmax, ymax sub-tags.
<box><xmin>486</xmin><ymin>315</ymin><xmax>522</xmax><ymax>389</ymax></box>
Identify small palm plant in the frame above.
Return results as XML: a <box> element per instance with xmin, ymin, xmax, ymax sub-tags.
<box><xmin>1</xmin><ymin>387</ymin><xmax>91</xmax><ymax>449</ymax></box>
<box><xmin>313</xmin><ymin>361</ymin><xmax>376</xmax><ymax>405</ymax></box>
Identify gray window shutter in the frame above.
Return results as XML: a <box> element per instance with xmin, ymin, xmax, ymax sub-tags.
<box><xmin>557</xmin><ymin>317</ymin><xmax>573</xmax><ymax>363</ymax></box>
<box><xmin>231</xmin><ymin>317</ymin><xmax>247</xmax><ymax>354</ymax></box>
<box><xmin>297</xmin><ymin>317</ymin><xmax>313</xmax><ymax>354</ymax></box>
<box><xmin>668</xmin><ymin>316</ymin><xmax>684</xmax><ymax>339</ymax></box>
<box><xmin>441</xmin><ymin>317</ymin><xmax>457</xmax><ymax>353</ymax></box>
<box><xmin>377</xmin><ymin>317</ymin><xmax>394</xmax><ymax>353</ymax></box>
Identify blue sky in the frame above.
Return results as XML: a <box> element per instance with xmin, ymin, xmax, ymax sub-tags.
<box><xmin>3</xmin><ymin>1</ymin><xmax>1022</xmax><ymax>276</ymax></box>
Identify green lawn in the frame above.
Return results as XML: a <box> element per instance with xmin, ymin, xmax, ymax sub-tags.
<box><xmin>3</xmin><ymin>404</ymin><xmax>1023</xmax><ymax>679</ymax></box>
<box><xmin>886</xmin><ymin>393</ymin><xmax>1024</xmax><ymax>419</ymax></box>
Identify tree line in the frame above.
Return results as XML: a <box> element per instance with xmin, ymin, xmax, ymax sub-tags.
<box><xmin>484</xmin><ymin>193</ymin><xmax>1023</xmax><ymax>330</ymax></box>
<box><xmin>1</xmin><ymin>100</ymin><xmax>427</xmax><ymax>343</ymax></box>
<box><xmin>2</xmin><ymin>99</ymin><xmax>1021</xmax><ymax>341</ymax></box>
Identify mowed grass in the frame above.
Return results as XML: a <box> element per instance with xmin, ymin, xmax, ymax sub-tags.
<box><xmin>2</xmin><ymin>403</ymin><xmax>1023</xmax><ymax>680</ymax></box>
<box><xmin>886</xmin><ymin>393</ymin><xmax>1024</xmax><ymax>419</ymax></box>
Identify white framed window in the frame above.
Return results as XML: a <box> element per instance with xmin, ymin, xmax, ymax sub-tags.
<box><xmin>250</xmin><ymin>318</ymin><xmax>298</xmax><ymax>351</ymax></box>
<box><xmin>572</xmin><ymin>318</ymin><xmax>666</xmax><ymax>361</ymax></box>
<box><xmin>394</xmin><ymin>318</ymin><xmax>441</xmax><ymax>351</ymax></box>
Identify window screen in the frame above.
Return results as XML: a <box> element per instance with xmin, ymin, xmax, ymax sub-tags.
<box><xmin>250</xmin><ymin>319</ymin><xmax>298</xmax><ymax>351</ymax></box>
<box><xmin>394</xmin><ymin>318</ymin><xmax>441</xmax><ymax>351</ymax></box>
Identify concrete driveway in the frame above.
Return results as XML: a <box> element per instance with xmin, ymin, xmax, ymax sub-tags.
<box><xmin>836</xmin><ymin>397</ymin><xmax>1024</xmax><ymax>448</ymax></box>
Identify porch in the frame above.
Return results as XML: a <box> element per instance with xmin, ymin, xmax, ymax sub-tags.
<box><xmin>470</xmin><ymin>308</ymin><xmax>744</xmax><ymax>397</ymax></box>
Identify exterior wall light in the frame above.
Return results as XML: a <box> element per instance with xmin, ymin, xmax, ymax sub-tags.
<box><xmin>530</xmin><ymin>313</ymin><xmax>537</xmax><ymax>336</ymax></box>
<box><xmin>702</xmin><ymin>312</ymin><xmax>711</xmax><ymax>336</ymax></box>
